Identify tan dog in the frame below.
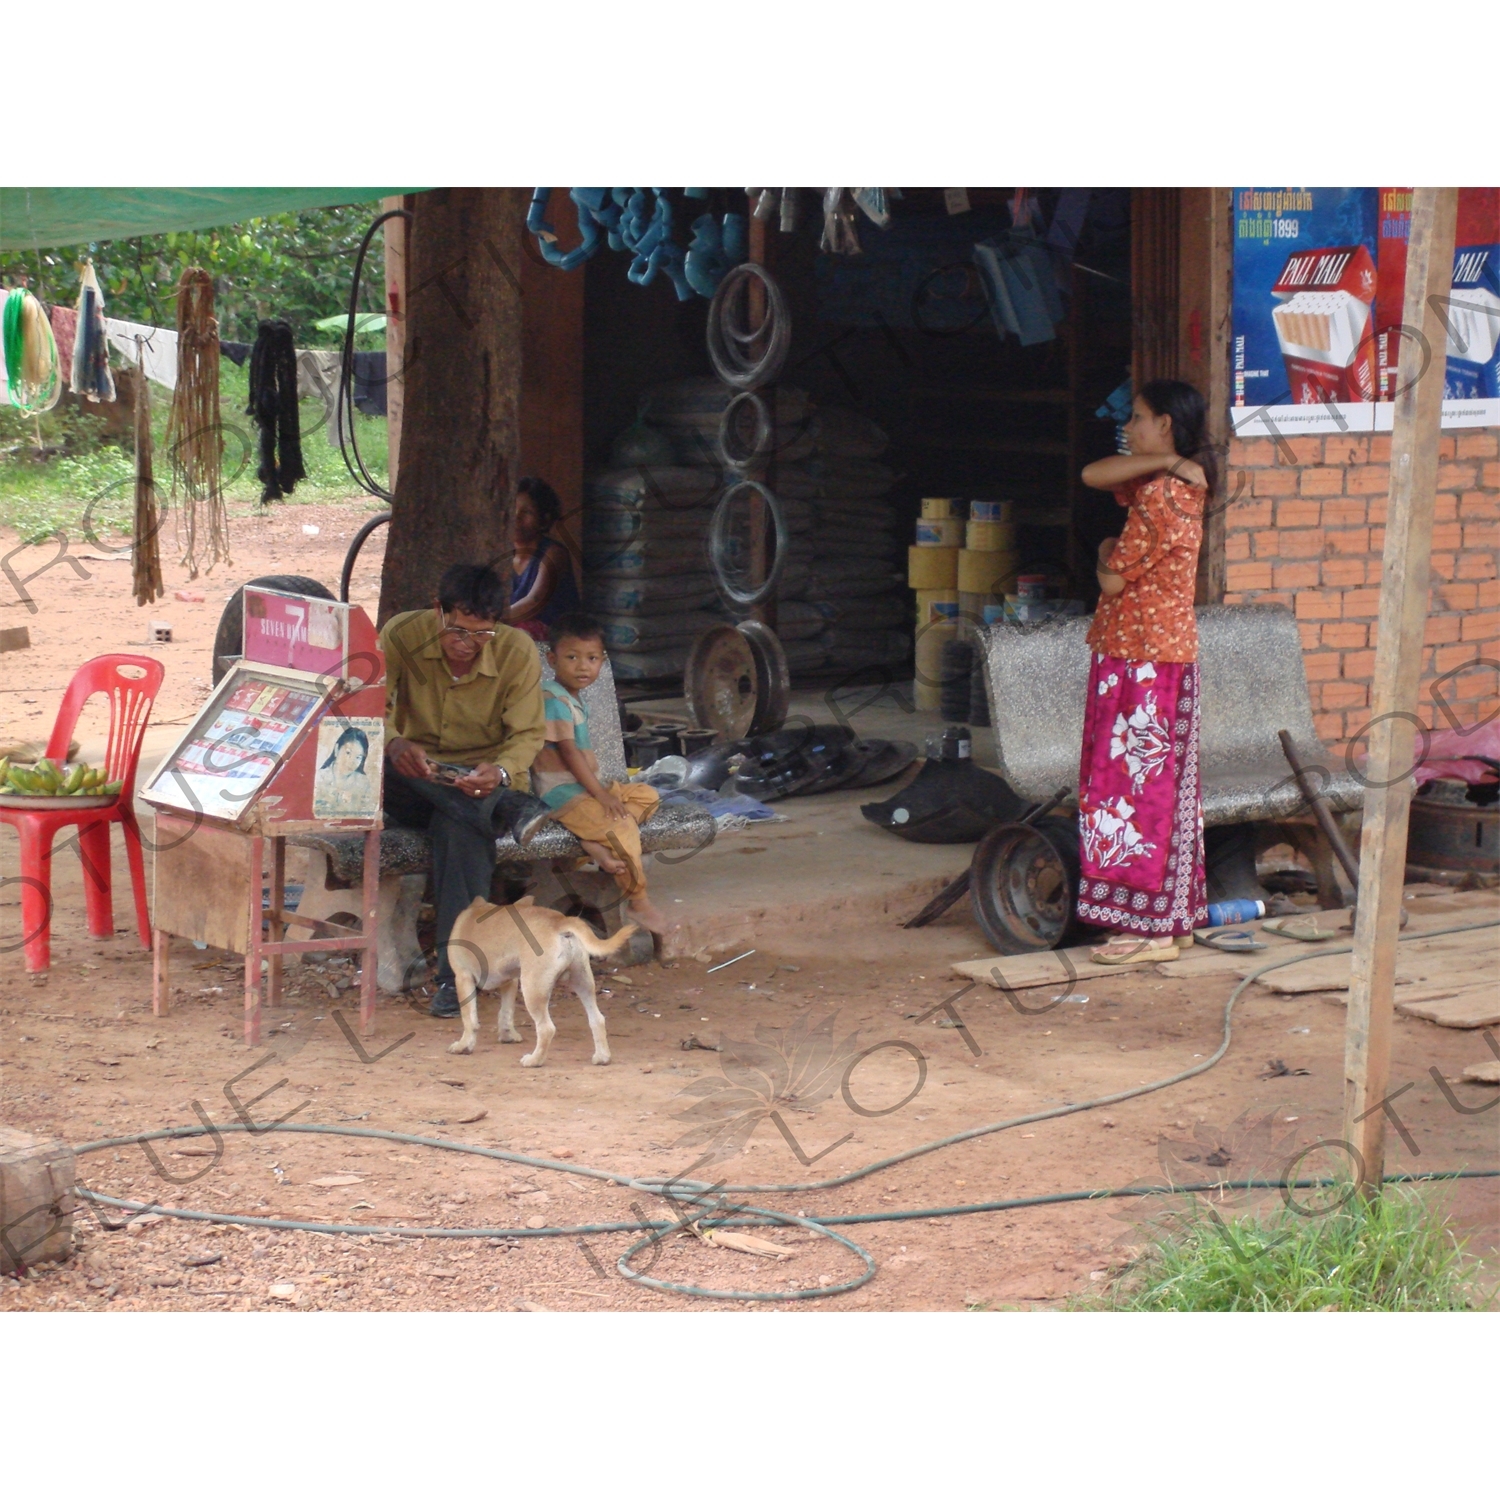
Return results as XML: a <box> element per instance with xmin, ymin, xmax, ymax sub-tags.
<box><xmin>445</xmin><ymin>896</ymin><xmax>636</xmax><ymax>1065</ymax></box>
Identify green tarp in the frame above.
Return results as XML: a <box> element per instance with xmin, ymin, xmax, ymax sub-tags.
<box><xmin>0</xmin><ymin>188</ymin><xmax>414</xmax><ymax>251</ymax></box>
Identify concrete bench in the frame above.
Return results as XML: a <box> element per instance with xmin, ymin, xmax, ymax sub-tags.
<box><xmin>292</xmin><ymin>646</ymin><xmax>714</xmax><ymax>990</ymax></box>
<box><xmin>977</xmin><ymin>603</ymin><xmax>1364</xmax><ymax>900</ymax></box>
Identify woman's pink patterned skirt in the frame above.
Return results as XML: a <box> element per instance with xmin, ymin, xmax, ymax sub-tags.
<box><xmin>1075</xmin><ymin>652</ymin><xmax>1207</xmax><ymax>937</ymax></box>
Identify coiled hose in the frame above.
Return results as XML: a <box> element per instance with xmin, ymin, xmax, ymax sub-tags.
<box><xmin>71</xmin><ymin>920</ymin><xmax>1500</xmax><ymax>1301</ymax></box>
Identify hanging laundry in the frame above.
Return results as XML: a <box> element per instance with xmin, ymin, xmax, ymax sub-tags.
<box><xmin>1047</xmin><ymin>188</ymin><xmax>1093</xmax><ymax>256</ymax></box>
<box><xmin>351</xmin><ymin>351</ymin><xmax>387</xmax><ymax>416</ymax></box>
<box><xmin>104</xmin><ymin>318</ymin><xmax>177</xmax><ymax>389</ymax></box>
<box><xmin>70</xmin><ymin>261</ymin><xmax>116</xmax><ymax>403</ymax></box>
<box><xmin>48</xmin><ymin>304</ymin><xmax>76</xmax><ymax>374</ymax></box>
<box><xmin>248</xmin><ymin>319</ymin><xmax>306</xmax><ymax>503</ymax></box>
<box><xmin>131</xmin><ymin>346</ymin><xmax>164</xmax><ymax>608</ymax></box>
<box><xmin>219</xmin><ymin>339</ymin><xmax>251</xmax><ymax>367</ymax></box>
<box><xmin>166</xmin><ymin>268</ymin><xmax>230</xmax><ymax>577</ymax></box>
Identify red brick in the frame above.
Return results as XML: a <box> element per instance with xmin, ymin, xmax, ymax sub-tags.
<box><xmin>1275</xmin><ymin>561</ymin><xmax>1321</xmax><ymax>589</ymax></box>
<box><xmin>1322</xmin><ymin>681</ymin><xmax>1368</xmax><ymax>710</ymax></box>
<box><xmin>1325</xmin><ymin>528</ymin><xmax>1372</xmax><ymax>555</ymax></box>
<box><xmin>1439</xmin><ymin>582</ymin><xmax>1479</xmax><ymax>611</ymax></box>
<box><xmin>1256</xmin><ymin>592</ymin><xmax>1295</xmax><ymax>609</ymax></box>
<box><xmin>1252</xmin><ymin>530</ymin><xmax>1281</xmax><ymax>558</ymax></box>
<box><xmin>1424</xmin><ymin>614</ymin><xmax>1462</xmax><ymax>645</ymax></box>
<box><xmin>1297</xmin><ymin>622</ymin><xmax>1322</xmax><ymax>650</ymax></box>
<box><xmin>1462</xmin><ymin>519</ymin><xmax>1499</xmax><ymax>549</ymax></box>
<box><xmin>1456</xmin><ymin>432</ymin><xmax>1499</xmax><ymax>459</ymax></box>
<box><xmin>1455</xmin><ymin>551</ymin><xmax>1497</xmax><ymax>581</ymax></box>
<box><xmin>1426</xmin><ymin>522</ymin><xmax>1463</xmax><ymax>552</ymax></box>
<box><xmin>1300</xmin><ymin>466</ymin><xmax>1346</xmax><ymax>497</ymax></box>
<box><xmin>1304</xmin><ymin>651</ymin><xmax>1341</xmax><ymax>680</ymax></box>
<box><xmin>1369</xmin><ymin>527</ymin><xmax>1387</xmax><ymax>553</ymax></box>
<box><xmin>1225</xmin><ymin>561</ymin><xmax>1273</xmax><ymax>591</ymax></box>
<box><xmin>1321</xmin><ymin>499</ymin><xmax>1367</xmax><ymax>528</ymax></box>
<box><xmin>1369</xmin><ymin>435</ymin><xmax>1392</xmax><ymax>462</ymax></box>
<box><xmin>1276</xmin><ymin>499</ymin><xmax>1322</xmax><ymax>528</ymax></box>
<box><xmin>1368</xmin><ymin>499</ymin><xmax>1388</xmax><ymax>525</ymax></box>
<box><xmin>1279</xmin><ymin>528</ymin><xmax>1328</xmax><ymax>559</ymax></box>
<box><xmin>1436</xmin><ymin>462</ymin><xmax>1478</xmax><ymax>492</ymax></box>
<box><xmin>1482</xmin><ymin>461</ymin><xmax>1500</xmax><ymax>488</ymax></box>
<box><xmin>1252</xmin><ymin>468</ymin><xmax>1299</xmax><ymax>497</ymax></box>
<box><xmin>1478</xmin><ymin>579</ymin><xmax>1500</xmax><ymax>609</ymax></box>
<box><xmin>1321</xmin><ymin>558</ymin><xmax>1366</xmax><ymax>587</ymax></box>
<box><xmin>1435</xmin><ymin>642</ymin><xmax>1479</xmax><ymax>672</ymax></box>
<box><xmin>1230</xmin><ymin>437</ymin><xmax>1278</xmax><ymax>467</ymax></box>
<box><xmin>1295</xmin><ymin>590</ymin><xmax>1342</xmax><ymax>621</ymax></box>
<box><xmin>1222</xmin><ymin>591</ymin><xmax>1248</xmax><ymax>606</ymax></box>
<box><xmin>1434</xmin><ymin>494</ymin><xmax>1460</xmax><ymax>523</ymax></box>
<box><xmin>1367</xmin><ymin>556</ymin><xmax>1385</xmax><ymax>584</ymax></box>
<box><xmin>1461</xmin><ymin>491</ymin><xmax>1500</xmax><ymax>519</ymax></box>
<box><xmin>1284</xmin><ymin>437</ymin><xmax>1323</xmax><ymax>465</ymax></box>
<box><xmin>1430</xmin><ymin>553</ymin><xmax>1457</xmax><ymax>581</ymax></box>
<box><xmin>1321</xmin><ymin>622</ymin><xmax>1366</xmax><ymax>649</ymax></box>
<box><xmin>1343</xmin><ymin>588</ymin><xmax>1382</xmax><ymax>618</ymax></box>
<box><xmin>1225</xmin><ymin>532</ymin><xmax>1251</xmax><ymax>562</ymax></box>
<box><xmin>1348</xmin><ymin>465</ymin><xmax>1392</xmax><ymax>494</ymax></box>
<box><xmin>1229</xmin><ymin>498</ymin><xmax>1273</xmax><ymax>528</ymax></box>
<box><xmin>1313</xmin><ymin>710</ymin><xmax>1345</xmax><ymax>742</ymax></box>
<box><xmin>1326</xmin><ymin>436</ymin><xmax>1371</xmax><ymax>466</ymax></box>
<box><xmin>1342</xmin><ymin>649</ymin><xmax>1376</xmax><ymax>679</ymax></box>
<box><xmin>1462</xmin><ymin>610</ymin><xmax>1500</xmax><ymax>642</ymax></box>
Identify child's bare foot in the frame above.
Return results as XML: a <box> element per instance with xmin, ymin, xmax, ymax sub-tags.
<box><xmin>579</xmin><ymin>839</ymin><xmax>626</xmax><ymax>877</ymax></box>
<box><xmin>627</xmin><ymin>897</ymin><xmax>681</xmax><ymax>964</ymax></box>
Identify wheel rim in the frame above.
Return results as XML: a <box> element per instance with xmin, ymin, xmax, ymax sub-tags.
<box><xmin>970</xmin><ymin>823</ymin><xmax>1076</xmax><ymax>954</ymax></box>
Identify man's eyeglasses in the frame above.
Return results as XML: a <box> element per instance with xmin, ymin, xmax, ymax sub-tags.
<box><xmin>439</xmin><ymin>611</ymin><xmax>497</xmax><ymax>645</ymax></box>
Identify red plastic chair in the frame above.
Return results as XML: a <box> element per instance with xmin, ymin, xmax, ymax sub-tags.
<box><xmin>1</xmin><ymin>654</ymin><xmax>164</xmax><ymax>973</ymax></box>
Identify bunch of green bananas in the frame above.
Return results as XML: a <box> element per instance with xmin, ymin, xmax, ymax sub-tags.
<box><xmin>0</xmin><ymin>756</ymin><xmax>123</xmax><ymax>797</ymax></box>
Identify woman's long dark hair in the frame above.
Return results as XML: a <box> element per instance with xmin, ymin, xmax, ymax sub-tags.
<box><xmin>516</xmin><ymin>475</ymin><xmax>562</xmax><ymax>532</ymax></box>
<box><xmin>1138</xmin><ymin>379</ymin><xmax>1218</xmax><ymax>496</ymax></box>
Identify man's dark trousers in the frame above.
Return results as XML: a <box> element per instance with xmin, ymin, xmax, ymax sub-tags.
<box><xmin>383</xmin><ymin>768</ymin><xmax>546</xmax><ymax>986</ymax></box>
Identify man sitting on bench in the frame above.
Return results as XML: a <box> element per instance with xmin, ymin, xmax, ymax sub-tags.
<box><xmin>380</xmin><ymin>562</ymin><xmax>550</xmax><ymax>1017</ymax></box>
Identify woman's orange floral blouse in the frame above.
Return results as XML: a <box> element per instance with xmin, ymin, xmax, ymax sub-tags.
<box><xmin>1085</xmin><ymin>473</ymin><xmax>1205</xmax><ymax>664</ymax></box>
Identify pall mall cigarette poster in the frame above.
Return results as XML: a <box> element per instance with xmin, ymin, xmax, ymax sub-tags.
<box><xmin>1231</xmin><ymin>187</ymin><xmax>1500</xmax><ymax>438</ymax></box>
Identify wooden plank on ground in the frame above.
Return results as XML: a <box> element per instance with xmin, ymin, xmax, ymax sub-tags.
<box><xmin>952</xmin><ymin>945</ymin><xmax>1100</xmax><ymax>992</ymax></box>
<box><xmin>1396</xmin><ymin>987</ymin><xmax>1500</xmax><ymax>1029</ymax></box>
<box><xmin>1248</xmin><ymin>929</ymin><xmax>1498</xmax><ymax>994</ymax></box>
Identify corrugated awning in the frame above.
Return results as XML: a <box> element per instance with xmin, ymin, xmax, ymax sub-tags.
<box><xmin>0</xmin><ymin>188</ymin><xmax>415</xmax><ymax>251</ymax></box>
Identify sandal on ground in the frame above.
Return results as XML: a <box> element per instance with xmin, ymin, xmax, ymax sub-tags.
<box><xmin>1090</xmin><ymin>937</ymin><xmax>1181</xmax><ymax>966</ymax></box>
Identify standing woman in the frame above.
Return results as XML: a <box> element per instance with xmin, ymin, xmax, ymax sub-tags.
<box><xmin>506</xmin><ymin>476</ymin><xmax>582</xmax><ymax>641</ymax></box>
<box><xmin>1076</xmin><ymin>380</ymin><xmax>1214</xmax><ymax>963</ymax></box>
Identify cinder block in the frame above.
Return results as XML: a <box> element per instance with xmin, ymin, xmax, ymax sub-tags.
<box><xmin>0</xmin><ymin>1128</ymin><xmax>74</xmax><ymax>1272</ymax></box>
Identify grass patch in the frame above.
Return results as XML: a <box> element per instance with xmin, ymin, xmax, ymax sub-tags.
<box><xmin>1095</xmin><ymin>1183</ymin><xmax>1484</xmax><ymax>1312</ymax></box>
<box><xmin>0</xmin><ymin>358</ymin><xmax>387</xmax><ymax>544</ymax></box>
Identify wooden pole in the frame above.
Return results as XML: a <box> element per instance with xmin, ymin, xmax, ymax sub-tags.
<box><xmin>1341</xmin><ymin>186</ymin><xmax>1457</xmax><ymax>1194</ymax></box>
<box><xmin>383</xmin><ymin>197</ymin><xmax>407</xmax><ymax>488</ymax></box>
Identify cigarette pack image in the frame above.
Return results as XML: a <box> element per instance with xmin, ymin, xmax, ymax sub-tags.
<box><xmin>1444</xmin><ymin>243</ymin><xmax>1500</xmax><ymax>399</ymax></box>
<box><xmin>1270</xmin><ymin>244</ymin><xmax>1378</xmax><ymax>403</ymax></box>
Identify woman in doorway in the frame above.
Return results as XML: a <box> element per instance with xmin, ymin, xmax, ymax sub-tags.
<box><xmin>506</xmin><ymin>476</ymin><xmax>582</xmax><ymax>641</ymax></box>
<box><xmin>1076</xmin><ymin>380</ymin><xmax>1213</xmax><ymax>964</ymax></box>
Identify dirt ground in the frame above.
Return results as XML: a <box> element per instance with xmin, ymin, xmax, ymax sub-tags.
<box><xmin>2</xmin><ymin>500</ymin><xmax>1497</xmax><ymax>1312</ymax></box>
<box><xmin>2</xmin><ymin>849</ymin><xmax>1496</xmax><ymax>1312</ymax></box>
<box><xmin>0</xmin><ymin>498</ymin><xmax>390</xmax><ymax>751</ymax></box>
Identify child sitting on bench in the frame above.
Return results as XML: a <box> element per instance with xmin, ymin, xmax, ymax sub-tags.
<box><xmin>531</xmin><ymin>613</ymin><xmax>676</xmax><ymax>959</ymax></box>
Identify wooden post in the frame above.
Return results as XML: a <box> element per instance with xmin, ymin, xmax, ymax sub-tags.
<box><xmin>746</xmin><ymin>202</ymin><xmax>773</xmax><ymax>628</ymax></box>
<box><xmin>383</xmin><ymin>197</ymin><xmax>407</xmax><ymax>488</ymax></box>
<box><xmin>1341</xmin><ymin>187</ymin><xmax>1458</xmax><ymax>1194</ymax></box>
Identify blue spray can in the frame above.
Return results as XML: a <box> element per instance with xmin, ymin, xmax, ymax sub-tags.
<box><xmin>1205</xmin><ymin>898</ymin><xmax>1266</xmax><ymax>928</ymax></box>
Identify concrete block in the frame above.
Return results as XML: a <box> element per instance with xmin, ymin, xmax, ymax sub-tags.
<box><xmin>0</xmin><ymin>1127</ymin><xmax>75</xmax><ymax>1272</ymax></box>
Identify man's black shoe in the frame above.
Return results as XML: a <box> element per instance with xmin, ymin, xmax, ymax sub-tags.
<box><xmin>429</xmin><ymin>983</ymin><xmax>460</xmax><ymax>1018</ymax></box>
<box><xmin>504</xmin><ymin>793</ymin><xmax>553</xmax><ymax>848</ymax></box>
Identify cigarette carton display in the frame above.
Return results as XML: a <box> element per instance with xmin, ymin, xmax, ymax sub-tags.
<box><xmin>1270</xmin><ymin>244</ymin><xmax>1377</xmax><ymax>403</ymax></box>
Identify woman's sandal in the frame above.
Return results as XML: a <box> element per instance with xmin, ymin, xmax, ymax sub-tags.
<box><xmin>1090</xmin><ymin>937</ymin><xmax>1182</xmax><ymax>966</ymax></box>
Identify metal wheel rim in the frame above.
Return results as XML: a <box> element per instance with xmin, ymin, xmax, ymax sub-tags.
<box><xmin>717</xmin><ymin>390</ymin><xmax>774</xmax><ymax>468</ymax></box>
<box><xmin>683</xmin><ymin>625</ymin><xmax>759</xmax><ymax>740</ymax></box>
<box><xmin>737</xmin><ymin>620</ymin><xmax>790</xmax><ymax>735</ymax></box>
<box><xmin>970</xmin><ymin>823</ymin><xmax>1075</xmax><ymax>954</ymax></box>
<box><xmin>708</xmin><ymin>479</ymin><xmax>788</xmax><ymax>608</ymax></box>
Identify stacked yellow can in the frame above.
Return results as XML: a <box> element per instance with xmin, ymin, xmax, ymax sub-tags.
<box><xmin>956</xmin><ymin>500</ymin><xmax>1017</xmax><ymax>634</ymax></box>
<box><xmin>909</xmin><ymin>499</ymin><xmax>962</xmax><ymax>710</ymax></box>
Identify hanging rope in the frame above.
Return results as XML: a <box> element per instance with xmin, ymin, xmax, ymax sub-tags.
<box><xmin>2</xmin><ymin>287</ymin><xmax>61</xmax><ymax>414</ymax></box>
<box><xmin>69</xmin><ymin>261</ymin><xmax>116</xmax><ymax>403</ymax></box>
<box><xmin>165</xmin><ymin>268</ymin><xmax>230</xmax><ymax>578</ymax></box>
<box><xmin>131</xmin><ymin>345</ymin><xmax>164</xmax><ymax>607</ymax></box>
<box><xmin>247</xmin><ymin>318</ymin><xmax>305</xmax><ymax>503</ymax></box>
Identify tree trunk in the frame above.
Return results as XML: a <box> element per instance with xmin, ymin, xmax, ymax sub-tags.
<box><xmin>378</xmin><ymin>188</ymin><xmax>527</xmax><ymax>623</ymax></box>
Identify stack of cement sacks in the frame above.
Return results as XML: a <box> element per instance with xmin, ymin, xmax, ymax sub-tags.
<box><xmin>582</xmin><ymin>379</ymin><xmax>907</xmax><ymax>682</ymax></box>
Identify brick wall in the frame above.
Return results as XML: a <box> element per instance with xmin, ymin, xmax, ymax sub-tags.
<box><xmin>1222</xmin><ymin>427</ymin><xmax>1500</xmax><ymax>748</ymax></box>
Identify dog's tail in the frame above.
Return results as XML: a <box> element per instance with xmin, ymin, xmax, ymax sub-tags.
<box><xmin>563</xmin><ymin>920</ymin><xmax>640</xmax><ymax>961</ymax></box>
